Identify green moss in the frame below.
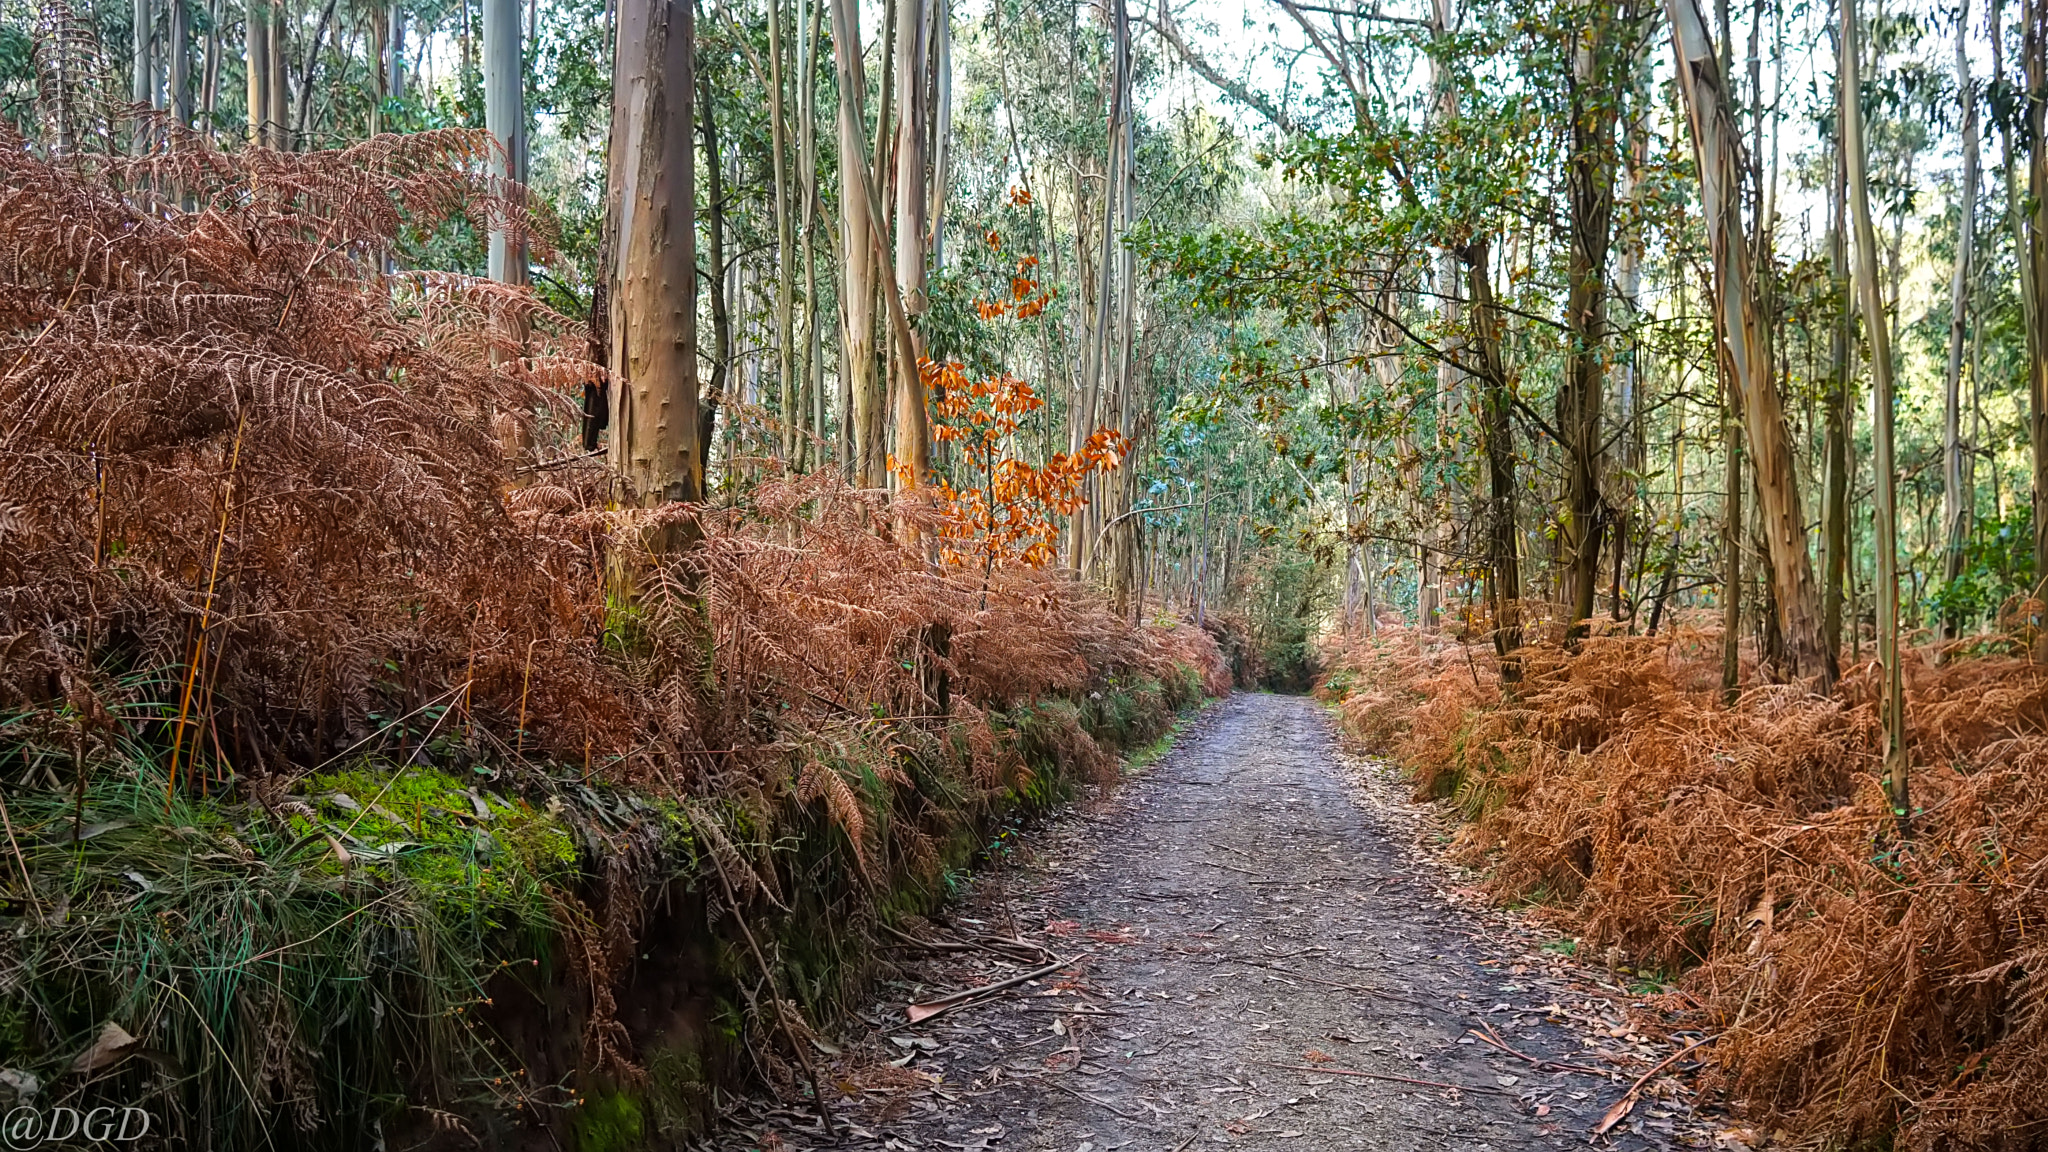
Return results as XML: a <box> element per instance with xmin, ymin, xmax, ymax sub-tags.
<box><xmin>305</xmin><ymin>763</ymin><xmax>577</xmax><ymax>926</ymax></box>
<box><xmin>571</xmin><ymin>1087</ymin><xmax>646</xmax><ymax>1152</ymax></box>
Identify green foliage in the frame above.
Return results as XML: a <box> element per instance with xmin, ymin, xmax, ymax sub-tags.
<box><xmin>1927</xmin><ymin>507</ymin><xmax>2035</xmax><ymax>627</ymax></box>
<box><xmin>570</xmin><ymin>1087</ymin><xmax>646</xmax><ymax>1152</ymax></box>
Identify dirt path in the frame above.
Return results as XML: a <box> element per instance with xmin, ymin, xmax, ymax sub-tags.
<box><xmin>710</xmin><ymin>694</ymin><xmax>1701</xmax><ymax>1152</ymax></box>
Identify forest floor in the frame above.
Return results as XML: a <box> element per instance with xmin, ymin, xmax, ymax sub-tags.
<box><xmin>701</xmin><ymin>695</ymin><xmax>1733</xmax><ymax>1152</ymax></box>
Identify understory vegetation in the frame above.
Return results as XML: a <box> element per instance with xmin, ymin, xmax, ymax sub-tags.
<box><xmin>1320</xmin><ymin>624</ymin><xmax>2048</xmax><ymax>1148</ymax></box>
<box><xmin>0</xmin><ymin>136</ymin><xmax>1233</xmax><ymax>1148</ymax></box>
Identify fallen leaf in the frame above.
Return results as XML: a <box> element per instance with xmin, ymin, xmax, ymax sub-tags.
<box><xmin>71</xmin><ymin>1022</ymin><xmax>138</xmax><ymax>1073</ymax></box>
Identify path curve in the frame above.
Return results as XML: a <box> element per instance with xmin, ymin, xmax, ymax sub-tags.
<box><xmin>712</xmin><ymin>694</ymin><xmax>1689</xmax><ymax>1151</ymax></box>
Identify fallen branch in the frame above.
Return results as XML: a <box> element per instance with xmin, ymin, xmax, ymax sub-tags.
<box><xmin>1591</xmin><ymin>1034</ymin><xmax>1718</xmax><ymax>1136</ymax></box>
<box><xmin>878</xmin><ymin>920</ymin><xmax>1051</xmax><ymax>964</ymax></box>
<box><xmin>905</xmin><ymin>952</ymin><xmax>1091</xmax><ymax>1024</ymax></box>
<box><xmin>1036</xmin><ymin>1077</ymin><xmax>1146</xmax><ymax>1119</ymax></box>
<box><xmin>1468</xmin><ymin>1023</ymin><xmax>1613</xmax><ymax>1077</ymax></box>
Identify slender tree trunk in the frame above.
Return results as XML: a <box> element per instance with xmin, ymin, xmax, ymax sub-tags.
<box><xmin>388</xmin><ymin>1</ymin><xmax>404</xmax><ymax>103</ymax></box>
<box><xmin>608</xmin><ymin>0</ymin><xmax>701</xmax><ymax>539</ymax></box>
<box><xmin>1667</xmin><ymin>0</ymin><xmax>1834</xmax><ymax>687</ymax></box>
<box><xmin>291</xmin><ymin>0</ymin><xmax>338</xmax><ymax>142</ymax></box>
<box><xmin>1943</xmin><ymin>0</ymin><xmax>1979</xmax><ymax>637</ymax></box>
<box><xmin>766</xmin><ymin>0</ymin><xmax>796</xmax><ymax>463</ymax></box>
<box><xmin>134</xmin><ymin>0</ymin><xmax>154</xmax><ymax>147</ymax></box>
<box><xmin>1842</xmin><ymin>0</ymin><xmax>1910</xmax><ymax>834</ymax></box>
<box><xmin>1461</xmin><ymin>238</ymin><xmax>1521</xmax><ymax>689</ymax></box>
<box><xmin>927</xmin><ymin>0</ymin><xmax>951</xmax><ymax>272</ymax></box>
<box><xmin>1823</xmin><ymin>102</ymin><xmax>1851</xmax><ymax>669</ymax></box>
<box><xmin>483</xmin><ymin>0</ymin><xmax>525</xmax><ymax>285</ymax></box>
<box><xmin>244</xmin><ymin>0</ymin><xmax>267</xmax><ymax>145</ymax></box>
<box><xmin>2026</xmin><ymin>0</ymin><xmax>2048</xmax><ymax>595</ymax></box>
<box><xmin>698</xmin><ymin>69</ymin><xmax>731</xmax><ymax>483</ymax></box>
<box><xmin>829</xmin><ymin>0</ymin><xmax>884</xmax><ymax>487</ymax></box>
<box><xmin>200</xmin><ymin>0</ymin><xmax>220</xmax><ymax>135</ymax></box>
<box><xmin>371</xmin><ymin>0</ymin><xmax>388</xmax><ymax>133</ymax></box>
<box><xmin>265</xmin><ymin>1</ymin><xmax>286</xmax><ymax>147</ymax></box>
<box><xmin>169</xmin><ymin>0</ymin><xmax>189</xmax><ymax>125</ymax></box>
<box><xmin>798</xmin><ymin>0</ymin><xmax>824</xmax><ymax>468</ymax></box>
<box><xmin>1559</xmin><ymin>12</ymin><xmax>1621</xmax><ymax>644</ymax></box>
<box><xmin>1721</xmin><ymin>369</ymin><xmax>1743</xmax><ymax>702</ymax></box>
<box><xmin>482</xmin><ymin>0</ymin><xmax>529</xmax><ymax>473</ymax></box>
<box><xmin>890</xmin><ymin>0</ymin><xmax>931</xmax><ymax>486</ymax></box>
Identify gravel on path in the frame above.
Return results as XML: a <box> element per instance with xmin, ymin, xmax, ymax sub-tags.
<box><xmin>706</xmin><ymin>693</ymin><xmax>1707</xmax><ymax>1152</ymax></box>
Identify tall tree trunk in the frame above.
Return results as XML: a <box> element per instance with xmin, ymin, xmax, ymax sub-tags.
<box><xmin>244</xmin><ymin>0</ymin><xmax>266</xmax><ymax>145</ymax></box>
<box><xmin>829</xmin><ymin>0</ymin><xmax>884</xmax><ymax>487</ymax></box>
<box><xmin>134</xmin><ymin>0</ymin><xmax>153</xmax><ymax>147</ymax></box>
<box><xmin>2026</xmin><ymin>0</ymin><xmax>2048</xmax><ymax>595</ymax></box>
<box><xmin>767</xmin><ymin>0</ymin><xmax>796</xmax><ymax>463</ymax></box>
<box><xmin>265</xmin><ymin>0</ymin><xmax>286</xmax><ymax>147</ymax></box>
<box><xmin>1842</xmin><ymin>0</ymin><xmax>1910</xmax><ymax>833</ymax></box>
<box><xmin>1943</xmin><ymin>0</ymin><xmax>1979</xmax><ymax>637</ymax></box>
<box><xmin>483</xmin><ymin>0</ymin><xmax>525</xmax><ymax>285</ymax></box>
<box><xmin>1461</xmin><ymin>238</ymin><xmax>1521</xmax><ymax>689</ymax></box>
<box><xmin>608</xmin><ymin>0</ymin><xmax>701</xmax><ymax>539</ymax></box>
<box><xmin>698</xmin><ymin>68</ymin><xmax>731</xmax><ymax>483</ymax></box>
<box><xmin>1721</xmin><ymin>369</ymin><xmax>1743</xmax><ymax>701</ymax></box>
<box><xmin>890</xmin><ymin>0</ymin><xmax>931</xmax><ymax>486</ymax></box>
<box><xmin>370</xmin><ymin>0</ymin><xmax>388</xmax><ymax>133</ymax></box>
<box><xmin>1559</xmin><ymin>11</ymin><xmax>1622</xmax><ymax>643</ymax></box>
<box><xmin>169</xmin><ymin>0</ymin><xmax>189</xmax><ymax>125</ymax></box>
<box><xmin>482</xmin><ymin>0</ymin><xmax>528</xmax><ymax>473</ymax></box>
<box><xmin>1073</xmin><ymin>3</ymin><xmax>1129</xmax><ymax>576</ymax></box>
<box><xmin>927</xmin><ymin>0</ymin><xmax>951</xmax><ymax>273</ymax></box>
<box><xmin>200</xmin><ymin>0</ymin><xmax>220</xmax><ymax>135</ymax></box>
<box><xmin>291</xmin><ymin>0</ymin><xmax>337</xmax><ymax>142</ymax></box>
<box><xmin>388</xmin><ymin>1</ymin><xmax>405</xmax><ymax>104</ymax></box>
<box><xmin>798</xmin><ymin>0</ymin><xmax>825</xmax><ymax>468</ymax></box>
<box><xmin>1823</xmin><ymin>99</ymin><xmax>1851</xmax><ymax>668</ymax></box>
<box><xmin>1666</xmin><ymin>0</ymin><xmax>1833</xmax><ymax>687</ymax></box>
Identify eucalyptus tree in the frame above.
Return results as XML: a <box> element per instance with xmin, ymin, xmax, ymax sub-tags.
<box><xmin>607</xmin><ymin>0</ymin><xmax>702</xmax><ymax>546</ymax></box>
<box><xmin>1842</xmin><ymin>0</ymin><xmax>1909</xmax><ymax>830</ymax></box>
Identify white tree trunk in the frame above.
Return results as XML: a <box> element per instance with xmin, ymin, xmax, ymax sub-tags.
<box><xmin>482</xmin><ymin>0</ymin><xmax>525</xmax><ymax>285</ymax></box>
<box><xmin>1842</xmin><ymin>0</ymin><xmax>1910</xmax><ymax>827</ymax></box>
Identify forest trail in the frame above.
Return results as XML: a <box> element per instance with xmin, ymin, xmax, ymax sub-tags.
<box><xmin>710</xmin><ymin>695</ymin><xmax>1694</xmax><ymax>1152</ymax></box>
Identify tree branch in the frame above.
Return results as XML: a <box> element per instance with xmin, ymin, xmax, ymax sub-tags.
<box><xmin>1145</xmin><ymin>1</ymin><xmax>1295</xmax><ymax>134</ymax></box>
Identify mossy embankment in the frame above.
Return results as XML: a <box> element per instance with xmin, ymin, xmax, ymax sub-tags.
<box><xmin>0</xmin><ymin>653</ymin><xmax>1223</xmax><ymax>1152</ymax></box>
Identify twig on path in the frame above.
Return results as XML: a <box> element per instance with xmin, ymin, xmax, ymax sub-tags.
<box><xmin>1201</xmin><ymin>859</ymin><xmax>1267</xmax><ymax>878</ymax></box>
<box><xmin>1468</xmin><ymin>1023</ymin><xmax>1614</xmax><ymax>1077</ymax></box>
<box><xmin>1028</xmin><ymin>1075</ymin><xmax>1147</xmax><ymax>1119</ymax></box>
<box><xmin>1234</xmin><ymin>959</ymin><xmax>1435</xmax><ymax>1009</ymax></box>
<box><xmin>1591</xmin><ymin>1034</ymin><xmax>1718</xmax><ymax>1136</ymax></box>
<box><xmin>905</xmin><ymin>952</ymin><xmax>1091</xmax><ymax>1024</ymax></box>
<box><xmin>1169</xmin><ymin>1126</ymin><xmax>1203</xmax><ymax>1151</ymax></box>
<box><xmin>1258</xmin><ymin>1060</ymin><xmax>1512</xmax><ymax>1096</ymax></box>
<box><xmin>878</xmin><ymin>920</ymin><xmax>1051</xmax><ymax>965</ymax></box>
<box><xmin>1247</xmin><ymin>874</ymin><xmax>1384</xmax><ymax>886</ymax></box>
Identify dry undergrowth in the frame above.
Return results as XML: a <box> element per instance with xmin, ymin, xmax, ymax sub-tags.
<box><xmin>0</xmin><ymin>127</ymin><xmax>1230</xmax><ymax>1144</ymax></box>
<box><xmin>0</xmin><ymin>126</ymin><xmax>1227</xmax><ymax>803</ymax></box>
<box><xmin>1319</xmin><ymin>621</ymin><xmax>2048</xmax><ymax>1150</ymax></box>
